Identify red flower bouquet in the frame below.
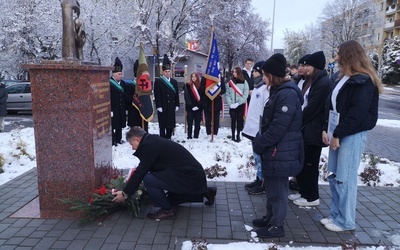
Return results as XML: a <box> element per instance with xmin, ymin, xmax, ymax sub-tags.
<box><xmin>61</xmin><ymin>167</ymin><xmax>146</xmax><ymax>223</ymax></box>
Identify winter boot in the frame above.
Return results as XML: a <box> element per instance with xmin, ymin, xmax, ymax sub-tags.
<box><xmin>245</xmin><ymin>178</ymin><xmax>260</xmax><ymax>191</ymax></box>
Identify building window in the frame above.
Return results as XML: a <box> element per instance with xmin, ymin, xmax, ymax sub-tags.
<box><xmin>381</xmin><ymin>2</ymin><xmax>384</xmax><ymax>11</ymax></box>
<box><xmin>174</xmin><ymin>66</ymin><xmax>184</xmax><ymax>77</ymax></box>
<box><xmin>377</xmin><ymin>32</ymin><xmax>381</xmax><ymax>41</ymax></box>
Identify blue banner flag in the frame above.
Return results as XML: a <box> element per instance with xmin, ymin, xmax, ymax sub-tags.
<box><xmin>204</xmin><ymin>26</ymin><xmax>221</xmax><ymax>100</ymax></box>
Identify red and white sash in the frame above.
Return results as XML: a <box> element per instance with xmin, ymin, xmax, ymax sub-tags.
<box><xmin>228</xmin><ymin>80</ymin><xmax>248</xmax><ymax>120</ymax></box>
<box><xmin>190</xmin><ymin>84</ymin><xmax>201</xmax><ymax>102</ymax></box>
<box><xmin>228</xmin><ymin>80</ymin><xmax>243</xmax><ymax>96</ymax></box>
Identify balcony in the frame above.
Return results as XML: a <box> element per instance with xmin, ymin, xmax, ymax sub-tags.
<box><xmin>385</xmin><ymin>22</ymin><xmax>395</xmax><ymax>29</ymax></box>
<box><xmin>386</xmin><ymin>4</ymin><xmax>396</xmax><ymax>15</ymax></box>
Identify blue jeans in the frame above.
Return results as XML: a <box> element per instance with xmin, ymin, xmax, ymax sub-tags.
<box><xmin>253</xmin><ymin>152</ymin><xmax>262</xmax><ymax>180</ymax></box>
<box><xmin>327</xmin><ymin>131</ymin><xmax>367</xmax><ymax>230</ymax></box>
<box><xmin>264</xmin><ymin>176</ymin><xmax>288</xmax><ymax>227</ymax></box>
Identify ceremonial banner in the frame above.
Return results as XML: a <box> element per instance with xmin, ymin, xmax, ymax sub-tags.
<box><xmin>132</xmin><ymin>42</ymin><xmax>154</xmax><ymax>122</ymax></box>
<box><xmin>204</xmin><ymin>26</ymin><xmax>221</xmax><ymax>100</ymax></box>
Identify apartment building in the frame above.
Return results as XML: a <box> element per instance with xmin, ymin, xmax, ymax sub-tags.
<box><xmin>383</xmin><ymin>0</ymin><xmax>400</xmax><ymax>40</ymax></box>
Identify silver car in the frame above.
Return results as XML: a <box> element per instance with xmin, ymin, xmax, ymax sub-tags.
<box><xmin>6</xmin><ymin>82</ymin><xmax>32</xmax><ymax>113</ymax></box>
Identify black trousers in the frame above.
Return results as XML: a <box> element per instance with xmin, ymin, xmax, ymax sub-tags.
<box><xmin>296</xmin><ymin>145</ymin><xmax>322</xmax><ymax>201</ymax></box>
<box><xmin>229</xmin><ymin>104</ymin><xmax>245</xmax><ymax>138</ymax></box>
<box><xmin>159</xmin><ymin>127</ymin><xmax>174</xmax><ymax>139</ymax></box>
<box><xmin>186</xmin><ymin>109</ymin><xmax>202</xmax><ymax>138</ymax></box>
<box><xmin>112</xmin><ymin>128</ymin><xmax>122</xmax><ymax>144</ymax></box>
<box><xmin>204</xmin><ymin>109</ymin><xmax>220</xmax><ymax>135</ymax></box>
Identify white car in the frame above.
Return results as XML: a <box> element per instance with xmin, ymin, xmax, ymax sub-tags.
<box><xmin>6</xmin><ymin>82</ymin><xmax>32</xmax><ymax>113</ymax></box>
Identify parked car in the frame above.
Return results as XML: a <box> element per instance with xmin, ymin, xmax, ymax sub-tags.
<box><xmin>6</xmin><ymin>82</ymin><xmax>32</xmax><ymax>113</ymax></box>
<box><xmin>2</xmin><ymin>79</ymin><xmax>22</xmax><ymax>87</ymax></box>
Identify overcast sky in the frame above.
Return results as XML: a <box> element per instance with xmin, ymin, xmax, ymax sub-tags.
<box><xmin>251</xmin><ymin>0</ymin><xmax>330</xmax><ymax>50</ymax></box>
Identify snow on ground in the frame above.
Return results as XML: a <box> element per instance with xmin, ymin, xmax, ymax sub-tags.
<box><xmin>1</xmin><ymin>119</ymin><xmax>400</xmax><ymax>249</ymax></box>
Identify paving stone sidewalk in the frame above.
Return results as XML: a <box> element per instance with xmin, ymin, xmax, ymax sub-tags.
<box><xmin>0</xmin><ymin>169</ymin><xmax>399</xmax><ymax>250</ymax></box>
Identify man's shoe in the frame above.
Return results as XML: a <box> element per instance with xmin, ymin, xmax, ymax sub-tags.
<box><xmin>320</xmin><ymin>217</ymin><xmax>333</xmax><ymax>226</ymax></box>
<box><xmin>255</xmin><ymin>225</ymin><xmax>284</xmax><ymax>238</ymax></box>
<box><xmin>118</xmin><ymin>140</ymin><xmax>125</xmax><ymax>144</ymax></box>
<box><xmin>245</xmin><ymin>179</ymin><xmax>260</xmax><ymax>191</ymax></box>
<box><xmin>325</xmin><ymin>222</ymin><xmax>345</xmax><ymax>232</ymax></box>
<box><xmin>204</xmin><ymin>187</ymin><xmax>217</xmax><ymax>206</ymax></box>
<box><xmin>293</xmin><ymin>198</ymin><xmax>320</xmax><ymax>206</ymax></box>
<box><xmin>248</xmin><ymin>184</ymin><xmax>265</xmax><ymax>195</ymax></box>
<box><xmin>147</xmin><ymin>208</ymin><xmax>175</xmax><ymax>220</ymax></box>
<box><xmin>288</xmin><ymin>193</ymin><xmax>301</xmax><ymax>201</ymax></box>
<box><xmin>252</xmin><ymin>216</ymin><xmax>271</xmax><ymax>227</ymax></box>
<box><xmin>289</xmin><ymin>179</ymin><xmax>299</xmax><ymax>191</ymax></box>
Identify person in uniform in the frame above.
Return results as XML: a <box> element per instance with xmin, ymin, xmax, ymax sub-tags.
<box><xmin>110</xmin><ymin>57</ymin><xmax>127</xmax><ymax>146</ymax></box>
<box><xmin>154</xmin><ymin>54</ymin><xmax>179</xmax><ymax>139</ymax></box>
<box><xmin>125</xmin><ymin>59</ymin><xmax>148</xmax><ymax>131</ymax></box>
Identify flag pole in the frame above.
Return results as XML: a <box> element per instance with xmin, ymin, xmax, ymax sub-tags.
<box><xmin>211</xmin><ymin>99</ymin><xmax>214</xmax><ymax>142</ymax></box>
<box><xmin>209</xmin><ymin>19</ymin><xmax>214</xmax><ymax>142</ymax></box>
<box><xmin>184</xmin><ymin>65</ymin><xmax>188</xmax><ymax>134</ymax></box>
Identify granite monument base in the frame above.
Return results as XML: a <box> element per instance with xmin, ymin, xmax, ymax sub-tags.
<box><xmin>23</xmin><ymin>61</ymin><xmax>113</xmax><ymax>219</ymax></box>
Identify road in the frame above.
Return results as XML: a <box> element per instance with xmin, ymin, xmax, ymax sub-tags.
<box><xmin>3</xmin><ymin>89</ymin><xmax>400</xmax><ymax>162</ymax></box>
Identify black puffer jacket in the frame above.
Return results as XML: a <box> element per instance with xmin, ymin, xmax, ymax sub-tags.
<box><xmin>302</xmin><ymin>69</ymin><xmax>332</xmax><ymax>146</ymax></box>
<box><xmin>323</xmin><ymin>74</ymin><xmax>379</xmax><ymax>139</ymax></box>
<box><xmin>253</xmin><ymin>81</ymin><xmax>304</xmax><ymax>177</ymax></box>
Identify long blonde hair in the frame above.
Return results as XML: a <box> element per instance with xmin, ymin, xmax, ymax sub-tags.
<box><xmin>337</xmin><ymin>40</ymin><xmax>383</xmax><ymax>94</ymax></box>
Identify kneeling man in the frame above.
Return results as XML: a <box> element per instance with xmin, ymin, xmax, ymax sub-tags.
<box><xmin>113</xmin><ymin>126</ymin><xmax>216</xmax><ymax>220</ymax></box>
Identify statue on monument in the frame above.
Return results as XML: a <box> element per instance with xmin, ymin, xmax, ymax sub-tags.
<box><xmin>61</xmin><ymin>0</ymin><xmax>86</xmax><ymax>60</ymax></box>
<box><xmin>74</xmin><ymin>17</ymin><xmax>86</xmax><ymax>60</ymax></box>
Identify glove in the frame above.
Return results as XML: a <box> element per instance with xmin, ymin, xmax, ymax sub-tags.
<box><xmin>175</xmin><ymin>106</ymin><xmax>179</xmax><ymax>111</ymax></box>
<box><xmin>157</xmin><ymin>107</ymin><xmax>163</xmax><ymax>113</ymax></box>
<box><xmin>111</xmin><ymin>111</ymin><xmax>113</xmax><ymax>117</ymax></box>
<box><xmin>230</xmin><ymin>103</ymin><xmax>239</xmax><ymax>109</ymax></box>
<box><xmin>192</xmin><ymin>106</ymin><xmax>199</xmax><ymax>111</ymax></box>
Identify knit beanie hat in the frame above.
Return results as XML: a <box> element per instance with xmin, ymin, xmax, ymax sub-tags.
<box><xmin>253</xmin><ymin>61</ymin><xmax>265</xmax><ymax>75</ymax></box>
<box><xmin>305</xmin><ymin>51</ymin><xmax>326</xmax><ymax>70</ymax></box>
<box><xmin>298</xmin><ymin>54</ymin><xmax>310</xmax><ymax>65</ymax></box>
<box><xmin>261</xmin><ymin>53</ymin><xmax>286</xmax><ymax>77</ymax></box>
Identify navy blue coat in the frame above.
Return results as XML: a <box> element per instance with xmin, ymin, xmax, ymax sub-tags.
<box><xmin>323</xmin><ymin>74</ymin><xmax>379</xmax><ymax>139</ymax></box>
<box><xmin>253</xmin><ymin>81</ymin><xmax>304</xmax><ymax>177</ymax></box>
<box><xmin>123</xmin><ymin>133</ymin><xmax>208</xmax><ymax>195</ymax></box>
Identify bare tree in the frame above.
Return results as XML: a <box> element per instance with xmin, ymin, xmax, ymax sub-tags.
<box><xmin>283</xmin><ymin>29</ymin><xmax>309</xmax><ymax>65</ymax></box>
<box><xmin>192</xmin><ymin>0</ymin><xmax>270</xmax><ymax>75</ymax></box>
<box><xmin>320</xmin><ymin>0</ymin><xmax>380</xmax><ymax>56</ymax></box>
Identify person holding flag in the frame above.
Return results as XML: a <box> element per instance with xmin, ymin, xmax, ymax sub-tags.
<box><xmin>225</xmin><ymin>66</ymin><xmax>249</xmax><ymax>142</ymax></box>
<box><xmin>199</xmin><ymin>26</ymin><xmax>226</xmax><ymax>141</ymax></box>
<box><xmin>124</xmin><ymin>60</ymin><xmax>140</xmax><ymax>129</ymax></box>
<box><xmin>131</xmin><ymin>43</ymin><xmax>154</xmax><ymax>131</ymax></box>
<box><xmin>154</xmin><ymin>54</ymin><xmax>180</xmax><ymax>139</ymax></box>
<box><xmin>110</xmin><ymin>57</ymin><xmax>127</xmax><ymax>146</ymax></box>
<box><xmin>183</xmin><ymin>72</ymin><xmax>202</xmax><ymax>139</ymax></box>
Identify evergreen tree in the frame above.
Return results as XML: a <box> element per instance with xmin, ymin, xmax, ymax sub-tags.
<box><xmin>381</xmin><ymin>36</ymin><xmax>400</xmax><ymax>85</ymax></box>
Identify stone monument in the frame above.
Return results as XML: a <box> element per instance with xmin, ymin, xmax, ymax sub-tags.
<box><xmin>22</xmin><ymin>0</ymin><xmax>113</xmax><ymax>219</ymax></box>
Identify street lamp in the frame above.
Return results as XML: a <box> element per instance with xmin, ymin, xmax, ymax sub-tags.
<box><xmin>271</xmin><ymin>0</ymin><xmax>276</xmax><ymax>52</ymax></box>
